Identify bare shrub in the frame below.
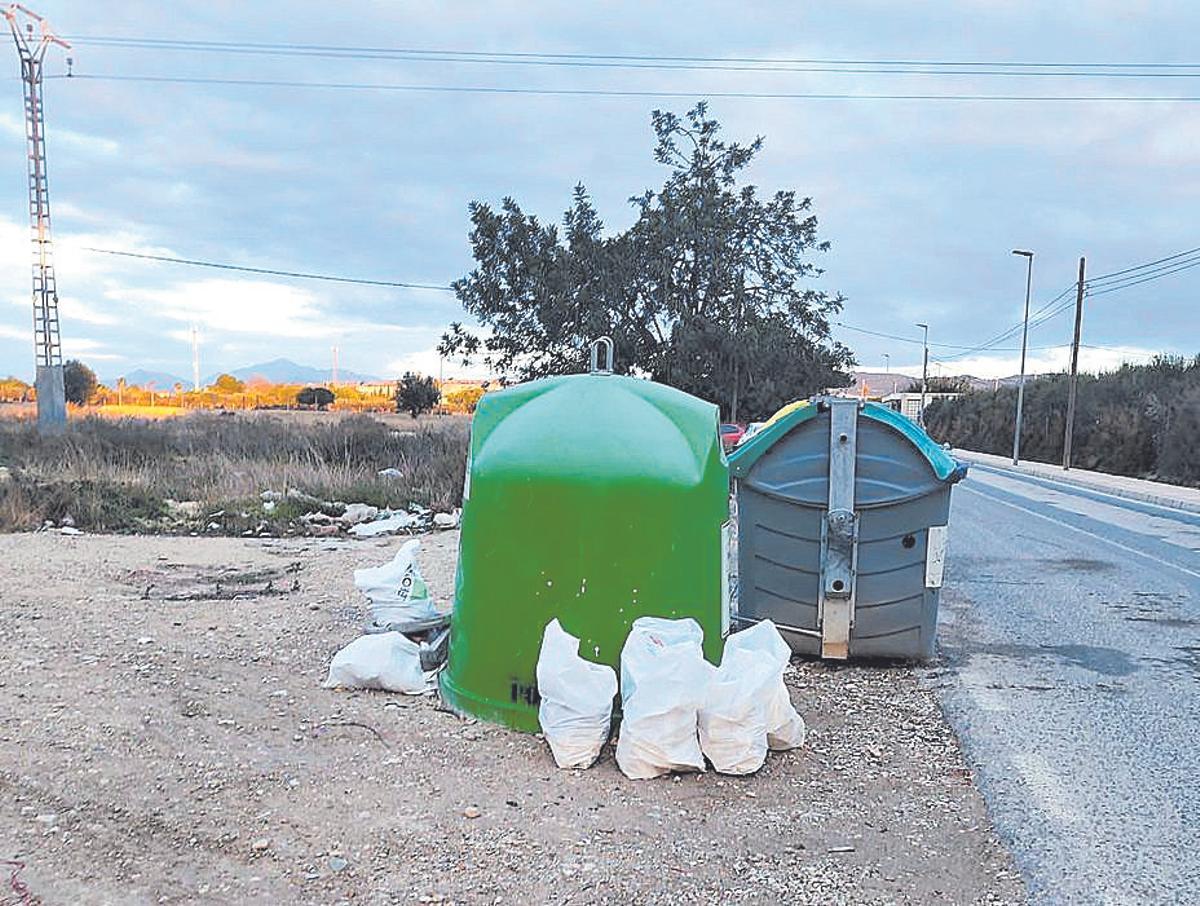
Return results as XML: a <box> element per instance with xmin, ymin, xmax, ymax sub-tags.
<box><xmin>0</xmin><ymin>412</ymin><xmax>469</xmax><ymax>532</ymax></box>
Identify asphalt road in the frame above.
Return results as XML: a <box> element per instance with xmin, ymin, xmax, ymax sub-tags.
<box><xmin>936</xmin><ymin>463</ymin><xmax>1200</xmax><ymax>905</ymax></box>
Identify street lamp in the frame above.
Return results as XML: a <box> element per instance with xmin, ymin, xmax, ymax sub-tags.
<box><xmin>1011</xmin><ymin>250</ymin><xmax>1034</xmax><ymax>465</ymax></box>
<box><xmin>915</xmin><ymin>323</ymin><xmax>929</xmax><ymax>426</ymax></box>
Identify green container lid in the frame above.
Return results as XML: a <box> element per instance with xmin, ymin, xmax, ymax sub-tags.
<box><xmin>439</xmin><ymin>372</ymin><xmax>730</xmax><ymax>731</ymax></box>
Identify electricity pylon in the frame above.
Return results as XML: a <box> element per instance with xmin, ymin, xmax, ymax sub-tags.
<box><xmin>5</xmin><ymin>4</ymin><xmax>69</xmax><ymax>430</ymax></box>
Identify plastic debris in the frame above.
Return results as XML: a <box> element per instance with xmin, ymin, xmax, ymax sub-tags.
<box><xmin>536</xmin><ymin>619</ymin><xmax>617</xmax><ymax>769</ymax></box>
<box><xmin>323</xmin><ymin>631</ymin><xmax>431</xmax><ymax>694</ymax></box>
<box><xmin>432</xmin><ymin>509</ymin><xmax>461</xmax><ymax>530</ymax></box>
<box><xmin>353</xmin><ymin>538</ymin><xmax>441</xmax><ymax>626</ymax></box>
<box><xmin>339</xmin><ymin>503</ymin><xmax>379</xmax><ymax>526</ymax></box>
<box><xmin>348</xmin><ymin>511</ymin><xmax>418</xmax><ymax>538</ymax></box>
<box><xmin>615</xmin><ymin>617</ymin><xmax>711</xmax><ymax>780</ymax></box>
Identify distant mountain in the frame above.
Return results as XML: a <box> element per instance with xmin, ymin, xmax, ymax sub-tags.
<box><xmin>109</xmin><ymin>368</ymin><xmax>189</xmax><ymax>389</ymax></box>
<box><xmin>203</xmin><ymin>358</ymin><xmax>380</xmax><ymax>386</ymax></box>
<box><xmin>847</xmin><ymin>371</ymin><xmax>917</xmax><ymax>395</ymax></box>
<box><xmin>836</xmin><ymin>371</ymin><xmax>1034</xmax><ymax>397</ymax></box>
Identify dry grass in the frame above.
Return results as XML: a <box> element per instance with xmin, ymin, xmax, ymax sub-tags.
<box><xmin>0</xmin><ymin>411</ymin><xmax>469</xmax><ymax>533</ymax></box>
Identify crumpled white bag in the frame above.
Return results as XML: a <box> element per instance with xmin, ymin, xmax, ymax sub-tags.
<box><xmin>615</xmin><ymin>617</ymin><xmax>712</xmax><ymax>780</ymax></box>
<box><xmin>348</xmin><ymin>511</ymin><xmax>418</xmax><ymax>538</ymax></box>
<box><xmin>353</xmin><ymin>539</ymin><xmax>441</xmax><ymax>625</ymax></box>
<box><xmin>699</xmin><ymin>620</ymin><xmax>805</xmax><ymax>773</ymax></box>
<box><xmin>536</xmin><ymin>619</ymin><xmax>618</xmax><ymax>769</ymax></box>
<box><xmin>322</xmin><ymin>631</ymin><xmax>432</xmax><ymax>694</ymax></box>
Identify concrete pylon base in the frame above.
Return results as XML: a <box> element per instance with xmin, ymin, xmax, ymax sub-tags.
<box><xmin>35</xmin><ymin>364</ymin><xmax>66</xmax><ymax>431</ymax></box>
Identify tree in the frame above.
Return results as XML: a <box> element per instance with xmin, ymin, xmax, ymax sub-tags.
<box><xmin>443</xmin><ymin>385</ymin><xmax>486</xmax><ymax>414</ymax></box>
<box><xmin>925</xmin><ymin>376</ymin><xmax>973</xmax><ymax>394</ymax></box>
<box><xmin>396</xmin><ymin>372</ymin><xmax>440</xmax><ymax>419</ymax></box>
<box><xmin>63</xmin><ymin>359</ymin><xmax>97</xmax><ymax>405</ymax></box>
<box><xmin>213</xmin><ymin>373</ymin><xmax>246</xmax><ymax>394</ymax></box>
<box><xmin>297</xmin><ymin>386</ymin><xmax>335</xmax><ymax>410</ymax></box>
<box><xmin>440</xmin><ymin>103</ymin><xmax>854</xmax><ymax>420</ymax></box>
<box><xmin>0</xmin><ymin>376</ymin><xmax>30</xmax><ymax>402</ymax></box>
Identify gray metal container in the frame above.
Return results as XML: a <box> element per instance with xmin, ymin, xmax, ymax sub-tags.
<box><xmin>729</xmin><ymin>397</ymin><xmax>967</xmax><ymax>661</ymax></box>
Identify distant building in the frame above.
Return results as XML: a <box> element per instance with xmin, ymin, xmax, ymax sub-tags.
<box><xmin>882</xmin><ymin>391</ymin><xmax>961</xmax><ymax>422</ymax></box>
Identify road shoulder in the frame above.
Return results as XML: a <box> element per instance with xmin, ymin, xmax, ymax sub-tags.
<box><xmin>953</xmin><ymin>449</ymin><xmax>1200</xmax><ymax>515</ymax></box>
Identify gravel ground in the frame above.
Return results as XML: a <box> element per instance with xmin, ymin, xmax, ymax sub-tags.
<box><xmin>0</xmin><ymin>531</ymin><xmax>1024</xmax><ymax>905</ymax></box>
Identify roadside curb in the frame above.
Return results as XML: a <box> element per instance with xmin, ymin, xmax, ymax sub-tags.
<box><xmin>953</xmin><ymin>449</ymin><xmax>1200</xmax><ymax>516</ymax></box>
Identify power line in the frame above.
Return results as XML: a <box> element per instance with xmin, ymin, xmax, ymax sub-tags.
<box><xmin>930</xmin><ymin>284</ymin><xmax>1078</xmax><ymax>362</ymax></box>
<box><xmin>56</xmin><ymin>37</ymin><xmax>1200</xmax><ymax>79</ymax></box>
<box><xmin>55</xmin><ymin>73</ymin><xmax>1200</xmax><ymax>103</ymax></box>
<box><xmin>82</xmin><ymin>247</ymin><xmax>456</xmax><ymax>291</ymax></box>
<box><xmin>59</xmin><ymin>37</ymin><xmax>1200</xmax><ymax>71</ymax></box>
<box><xmin>1087</xmin><ymin>244</ymin><xmax>1200</xmax><ymax>283</ymax></box>
<box><xmin>835</xmin><ymin>320</ymin><xmax>1062</xmax><ymax>351</ymax></box>
<box><xmin>1086</xmin><ymin>256</ymin><xmax>1200</xmax><ymax>295</ymax></box>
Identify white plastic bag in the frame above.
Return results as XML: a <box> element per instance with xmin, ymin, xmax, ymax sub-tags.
<box><xmin>536</xmin><ymin>619</ymin><xmax>618</xmax><ymax>769</ymax></box>
<box><xmin>698</xmin><ymin>650</ymin><xmax>775</xmax><ymax>774</ymax></box>
<box><xmin>348</xmin><ymin>511</ymin><xmax>418</xmax><ymax>538</ymax></box>
<box><xmin>714</xmin><ymin>620</ymin><xmax>807</xmax><ymax>755</ymax></box>
<box><xmin>322</xmin><ymin>632</ymin><xmax>431</xmax><ymax>694</ymax></box>
<box><xmin>615</xmin><ymin>617</ymin><xmax>712</xmax><ymax>780</ymax></box>
<box><xmin>353</xmin><ymin>539</ymin><xmax>441</xmax><ymax>625</ymax></box>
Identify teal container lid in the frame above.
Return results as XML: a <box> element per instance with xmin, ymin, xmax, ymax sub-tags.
<box><xmin>728</xmin><ymin>399</ymin><xmax>966</xmax><ymax>483</ymax></box>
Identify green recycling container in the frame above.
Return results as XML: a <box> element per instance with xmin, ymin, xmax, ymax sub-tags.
<box><xmin>439</xmin><ymin>349</ymin><xmax>730</xmax><ymax>732</ymax></box>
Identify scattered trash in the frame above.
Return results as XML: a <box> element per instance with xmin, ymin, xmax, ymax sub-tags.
<box><xmin>536</xmin><ymin>619</ymin><xmax>617</xmax><ymax>769</ymax></box>
<box><xmin>348</xmin><ymin>511</ymin><xmax>418</xmax><ymax>538</ymax></box>
<box><xmin>59</xmin><ymin>526</ymin><xmax>83</xmax><ymax>536</ymax></box>
<box><xmin>323</xmin><ymin>631</ymin><xmax>432</xmax><ymax>694</ymax></box>
<box><xmin>339</xmin><ymin>503</ymin><xmax>379</xmax><ymax>526</ymax></box>
<box><xmin>353</xmin><ymin>539</ymin><xmax>442</xmax><ymax>627</ymax></box>
<box><xmin>377</xmin><ymin>467</ymin><xmax>404</xmax><ymax>479</ymax></box>
<box><xmin>615</xmin><ymin>617</ymin><xmax>711</xmax><ymax>780</ymax></box>
<box><xmin>462</xmin><ymin>806</ymin><xmax>481</xmax><ymax>819</ymax></box>
<box><xmin>432</xmin><ymin>509</ymin><xmax>461</xmax><ymax>530</ymax></box>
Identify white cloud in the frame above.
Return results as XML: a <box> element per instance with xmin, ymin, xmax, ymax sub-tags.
<box><xmin>884</xmin><ymin>344</ymin><xmax>1163</xmax><ymax>380</ymax></box>
<box><xmin>120</xmin><ymin>277</ymin><xmax>330</xmax><ymax>338</ymax></box>
<box><xmin>61</xmin><ymin>337</ymin><xmax>124</xmax><ymax>362</ymax></box>
<box><xmin>384</xmin><ymin>347</ymin><xmax>494</xmax><ymax>381</ymax></box>
<box><xmin>0</xmin><ymin>112</ymin><xmax>119</xmax><ymax>156</ymax></box>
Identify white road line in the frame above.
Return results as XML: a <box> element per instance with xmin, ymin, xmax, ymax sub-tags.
<box><xmin>960</xmin><ymin>485</ymin><xmax>1200</xmax><ymax>582</ymax></box>
<box><xmin>969</xmin><ymin>470</ymin><xmax>1200</xmax><ymax>553</ymax></box>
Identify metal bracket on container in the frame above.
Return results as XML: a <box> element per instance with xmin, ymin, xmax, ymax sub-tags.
<box><xmin>589</xmin><ymin>336</ymin><xmax>614</xmax><ymax>374</ymax></box>
<box><xmin>819</xmin><ymin>399</ymin><xmax>860</xmax><ymax>659</ymax></box>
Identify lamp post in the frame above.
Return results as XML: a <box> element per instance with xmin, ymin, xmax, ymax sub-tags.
<box><xmin>915</xmin><ymin>323</ymin><xmax>929</xmax><ymax>425</ymax></box>
<box><xmin>1011</xmin><ymin>250</ymin><xmax>1034</xmax><ymax>465</ymax></box>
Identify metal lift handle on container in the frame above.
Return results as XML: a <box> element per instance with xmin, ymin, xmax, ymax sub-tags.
<box><xmin>589</xmin><ymin>336</ymin><xmax>614</xmax><ymax>374</ymax></box>
<box><xmin>819</xmin><ymin>398</ymin><xmax>860</xmax><ymax>659</ymax></box>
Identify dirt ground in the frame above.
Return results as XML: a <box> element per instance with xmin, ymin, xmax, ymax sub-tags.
<box><xmin>0</xmin><ymin>530</ymin><xmax>1024</xmax><ymax>905</ymax></box>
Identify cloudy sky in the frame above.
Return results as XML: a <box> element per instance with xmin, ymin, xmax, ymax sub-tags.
<box><xmin>0</xmin><ymin>0</ymin><xmax>1196</xmax><ymax>384</ymax></box>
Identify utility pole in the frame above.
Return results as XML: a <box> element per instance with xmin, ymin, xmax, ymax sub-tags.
<box><xmin>1062</xmin><ymin>256</ymin><xmax>1086</xmax><ymax>471</ymax></box>
<box><xmin>331</xmin><ymin>345</ymin><xmax>339</xmax><ymax>386</ymax></box>
<box><xmin>6</xmin><ymin>5</ymin><xmax>69</xmax><ymax>431</ymax></box>
<box><xmin>190</xmin><ymin>324</ymin><xmax>200</xmax><ymax>391</ymax></box>
<box><xmin>1011</xmin><ymin>249</ymin><xmax>1034</xmax><ymax>464</ymax></box>
<box><xmin>916</xmin><ymin>322</ymin><xmax>929</xmax><ymax>426</ymax></box>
